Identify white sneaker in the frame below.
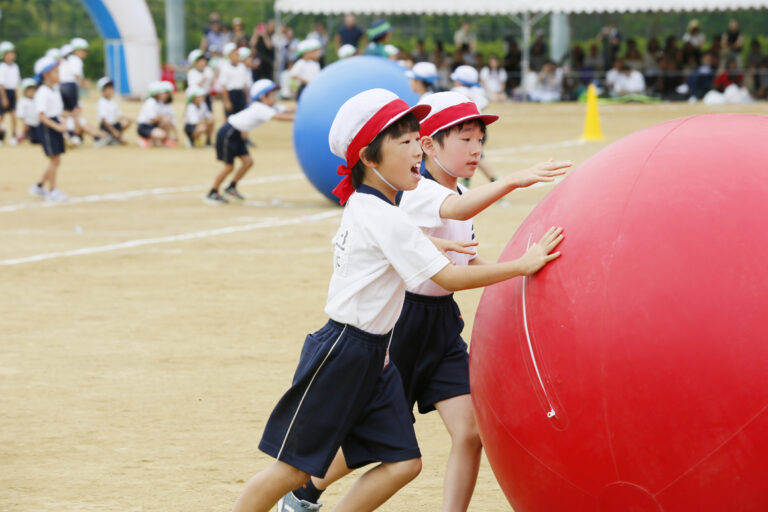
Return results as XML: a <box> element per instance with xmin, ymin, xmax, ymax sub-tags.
<box><xmin>70</xmin><ymin>135</ymin><xmax>82</xmax><ymax>147</ymax></box>
<box><xmin>93</xmin><ymin>137</ymin><xmax>110</xmax><ymax>148</ymax></box>
<box><xmin>8</xmin><ymin>137</ymin><xmax>18</xmax><ymax>147</ymax></box>
<box><xmin>29</xmin><ymin>184</ymin><xmax>46</xmax><ymax>197</ymax></box>
<box><xmin>46</xmin><ymin>188</ymin><xmax>68</xmax><ymax>202</ymax></box>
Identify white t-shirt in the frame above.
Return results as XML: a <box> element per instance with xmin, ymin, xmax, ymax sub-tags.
<box><xmin>34</xmin><ymin>83</ymin><xmax>64</xmax><ymax>118</ymax></box>
<box><xmin>227</xmin><ymin>101</ymin><xmax>275</xmax><ymax>132</ymax></box>
<box><xmin>612</xmin><ymin>70</ymin><xmax>646</xmax><ymax>96</ymax></box>
<box><xmin>325</xmin><ymin>186</ymin><xmax>450</xmax><ymax>334</ymax></box>
<box><xmin>0</xmin><ymin>62</ymin><xmax>21</xmax><ymax>89</ymax></box>
<box><xmin>480</xmin><ymin>66</ymin><xmax>508</xmax><ymax>94</ymax></box>
<box><xmin>218</xmin><ymin>60</ymin><xmax>250</xmax><ymax>91</ymax></box>
<box><xmin>290</xmin><ymin>58</ymin><xmax>321</xmax><ymax>84</ymax></box>
<box><xmin>452</xmin><ymin>85</ymin><xmax>489</xmax><ymax>111</ymax></box>
<box><xmin>186</xmin><ymin>66</ymin><xmax>214</xmax><ymax>94</ymax></box>
<box><xmin>158</xmin><ymin>101</ymin><xmax>176</xmax><ymax>124</ymax></box>
<box><xmin>98</xmin><ymin>97</ymin><xmax>122</xmax><ymax>124</ymax></box>
<box><xmin>185</xmin><ymin>101</ymin><xmax>211</xmax><ymax>125</ymax></box>
<box><xmin>137</xmin><ymin>97</ymin><xmax>160</xmax><ymax>124</ymax></box>
<box><xmin>16</xmin><ymin>96</ymin><xmax>39</xmax><ymax>126</ymax></box>
<box><xmin>400</xmin><ymin>176</ymin><xmax>476</xmax><ymax>296</ymax></box>
<box><xmin>59</xmin><ymin>55</ymin><xmax>83</xmax><ymax>84</ymax></box>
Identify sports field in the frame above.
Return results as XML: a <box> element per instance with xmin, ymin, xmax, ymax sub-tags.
<box><xmin>1</xmin><ymin>96</ymin><xmax>765</xmax><ymax>511</ymax></box>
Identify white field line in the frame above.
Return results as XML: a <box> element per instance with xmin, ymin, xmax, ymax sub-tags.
<box><xmin>0</xmin><ymin>173</ymin><xmax>303</xmax><ymax>213</ymax></box>
<box><xmin>0</xmin><ymin>210</ymin><xmax>341</xmax><ymax>266</ymax></box>
<box><xmin>484</xmin><ymin>138</ymin><xmax>587</xmax><ymax>156</ymax></box>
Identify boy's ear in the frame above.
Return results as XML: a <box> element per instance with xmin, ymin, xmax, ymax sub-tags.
<box><xmin>420</xmin><ymin>136</ymin><xmax>436</xmax><ymax>157</ymax></box>
<box><xmin>359</xmin><ymin>145</ymin><xmax>374</xmax><ymax>168</ymax></box>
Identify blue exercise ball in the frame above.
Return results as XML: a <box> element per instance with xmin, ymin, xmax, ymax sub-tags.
<box><xmin>293</xmin><ymin>56</ymin><xmax>419</xmax><ymax>204</ymax></box>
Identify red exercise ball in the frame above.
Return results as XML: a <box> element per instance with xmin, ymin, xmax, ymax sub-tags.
<box><xmin>470</xmin><ymin>114</ymin><xmax>768</xmax><ymax>512</ymax></box>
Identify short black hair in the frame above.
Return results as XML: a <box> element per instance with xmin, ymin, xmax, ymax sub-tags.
<box><xmin>432</xmin><ymin>119</ymin><xmax>486</xmax><ymax>148</ymax></box>
<box><xmin>351</xmin><ymin>113</ymin><xmax>420</xmax><ymax>189</ymax></box>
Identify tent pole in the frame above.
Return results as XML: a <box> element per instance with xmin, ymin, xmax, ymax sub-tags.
<box><xmin>522</xmin><ymin>11</ymin><xmax>531</xmax><ymax>100</ymax></box>
<box><xmin>274</xmin><ymin>9</ymin><xmax>282</xmax><ymax>83</ymax></box>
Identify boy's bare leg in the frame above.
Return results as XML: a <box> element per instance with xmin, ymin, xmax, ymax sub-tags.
<box><xmin>212</xmin><ymin>163</ymin><xmax>235</xmax><ymax>190</ymax></box>
<box><xmin>229</xmin><ymin>155</ymin><xmax>253</xmax><ymax>183</ymax></box>
<box><xmin>233</xmin><ymin>460</ymin><xmax>309</xmax><ymax>512</ymax></box>
<box><xmin>332</xmin><ymin>459</ymin><xmax>422</xmax><ymax>512</ymax></box>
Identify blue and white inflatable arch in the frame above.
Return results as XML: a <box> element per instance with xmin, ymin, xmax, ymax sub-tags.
<box><xmin>80</xmin><ymin>0</ymin><xmax>160</xmax><ymax>97</ymax></box>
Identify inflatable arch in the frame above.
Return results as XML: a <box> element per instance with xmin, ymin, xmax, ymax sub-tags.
<box><xmin>80</xmin><ymin>0</ymin><xmax>160</xmax><ymax>96</ymax></box>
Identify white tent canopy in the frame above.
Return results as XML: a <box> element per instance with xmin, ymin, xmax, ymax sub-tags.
<box><xmin>275</xmin><ymin>0</ymin><xmax>768</xmax><ymax>14</ymax></box>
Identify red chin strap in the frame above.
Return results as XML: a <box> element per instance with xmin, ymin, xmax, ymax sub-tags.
<box><xmin>332</xmin><ymin>99</ymin><xmax>410</xmax><ymax>205</ymax></box>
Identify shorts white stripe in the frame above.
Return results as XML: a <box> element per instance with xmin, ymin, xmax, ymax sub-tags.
<box><xmin>276</xmin><ymin>325</ymin><xmax>348</xmax><ymax>461</ymax></box>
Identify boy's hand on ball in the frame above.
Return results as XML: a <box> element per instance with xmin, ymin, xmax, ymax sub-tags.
<box><xmin>509</xmin><ymin>159</ymin><xmax>571</xmax><ymax>188</ymax></box>
<box><xmin>519</xmin><ymin>227</ymin><xmax>563</xmax><ymax>275</ymax></box>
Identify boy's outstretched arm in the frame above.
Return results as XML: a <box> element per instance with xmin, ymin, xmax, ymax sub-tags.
<box><xmin>439</xmin><ymin>160</ymin><xmax>571</xmax><ymax>221</ymax></box>
<box><xmin>431</xmin><ymin>227</ymin><xmax>563</xmax><ymax>292</ymax></box>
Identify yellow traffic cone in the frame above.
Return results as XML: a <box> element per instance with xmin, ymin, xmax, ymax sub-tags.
<box><xmin>581</xmin><ymin>84</ymin><xmax>604</xmax><ymax>141</ymax></box>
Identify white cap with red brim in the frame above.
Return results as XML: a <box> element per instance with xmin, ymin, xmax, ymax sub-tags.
<box><xmin>328</xmin><ymin>88</ymin><xmax>431</xmax><ymax>205</ymax></box>
<box><xmin>417</xmin><ymin>91</ymin><xmax>498</xmax><ymax>138</ymax></box>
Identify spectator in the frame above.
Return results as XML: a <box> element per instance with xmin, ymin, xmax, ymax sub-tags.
<box><xmin>583</xmin><ymin>43</ymin><xmax>604</xmax><ymax>73</ymax></box>
<box><xmin>746</xmin><ymin>39</ymin><xmax>763</xmax><ymax>69</ymax></box>
<box><xmin>307</xmin><ymin>22</ymin><xmax>329</xmax><ymax>67</ymax></box>
<box><xmin>683</xmin><ymin>19</ymin><xmax>706</xmax><ymax>50</ymax></box>
<box><xmin>250</xmin><ymin>20</ymin><xmax>275</xmax><ymax>81</ymax></box>
<box><xmin>480</xmin><ymin>54</ymin><xmax>508</xmax><ymax>102</ymax></box>
<box><xmin>526</xmin><ymin>60</ymin><xmax>563</xmax><ymax>102</ymax></box>
<box><xmin>529</xmin><ymin>39</ymin><xmax>548</xmax><ymax>72</ymax></box>
<box><xmin>453</xmin><ymin>22</ymin><xmax>476</xmax><ymax>53</ymax></box>
<box><xmin>201</xmin><ymin>13</ymin><xmax>231</xmax><ymax>55</ymax></box>
<box><xmin>623</xmin><ymin>39</ymin><xmax>645</xmax><ymax>72</ymax></box>
<box><xmin>611</xmin><ymin>63</ymin><xmax>646</xmax><ymax>97</ymax></box>
<box><xmin>335</xmin><ymin>14</ymin><xmax>364</xmax><ymax>50</ymax></box>
<box><xmin>605</xmin><ymin>59</ymin><xmax>622</xmax><ymax>91</ymax></box>
<box><xmin>598</xmin><ymin>22</ymin><xmax>622</xmax><ymax>70</ymax></box>
<box><xmin>721</xmin><ymin>19</ymin><xmax>744</xmax><ymax>65</ymax></box>
<box><xmin>460</xmin><ymin>42</ymin><xmax>477</xmax><ymax>67</ymax></box>
<box><xmin>411</xmin><ymin>40</ymin><xmax>429</xmax><ymax>63</ymax></box>
<box><xmin>713</xmin><ymin>59</ymin><xmax>743</xmax><ymax>92</ymax></box>
<box><xmin>663</xmin><ymin>36</ymin><xmax>681</xmax><ymax>68</ymax></box>
<box><xmin>275</xmin><ymin>26</ymin><xmax>299</xmax><ymax>72</ymax></box>
<box><xmin>685</xmin><ymin>51</ymin><xmax>715</xmax><ymax>99</ymax></box>
<box><xmin>681</xmin><ymin>42</ymin><xmax>700</xmax><ymax>68</ymax></box>
<box><xmin>503</xmin><ymin>36</ymin><xmax>521</xmax><ymax>89</ymax></box>
<box><xmin>231</xmin><ymin>18</ymin><xmax>249</xmax><ymax>48</ymax></box>
<box><xmin>433</xmin><ymin>41</ymin><xmax>453</xmax><ymax>91</ymax></box>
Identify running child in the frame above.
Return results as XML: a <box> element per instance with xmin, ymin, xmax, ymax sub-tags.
<box><xmin>219</xmin><ymin>42</ymin><xmax>250</xmax><ymax>116</ymax></box>
<box><xmin>407</xmin><ymin>61</ymin><xmax>439</xmax><ymax>102</ymax></box>
<box><xmin>0</xmin><ymin>41</ymin><xmax>21</xmax><ymax>145</ymax></box>
<box><xmin>232</xmin><ymin>88</ymin><xmax>564</xmax><ymax>512</ymax></box>
<box><xmin>97</xmin><ymin>77</ymin><xmax>132</xmax><ymax>145</ymax></box>
<box><xmin>59</xmin><ymin>38</ymin><xmax>88</xmax><ymax>144</ymax></box>
<box><xmin>186</xmin><ymin>49</ymin><xmax>215</xmax><ymax>116</ymax></box>
<box><xmin>205</xmin><ymin>79</ymin><xmax>294</xmax><ymax>204</ymax></box>
<box><xmin>183</xmin><ymin>87</ymin><xmax>213</xmax><ymax>148</ymax></box>
<box><xmin>16</xmin><ymin>78</ymin><xmax>40</xmax><ymax>144</ymax></box>
<box><xmin>136</xmin><ymin>81</ymin><xmax>176</xmax><ymax>147</ymax></box>
<box><xmin>30</xmin><ymin>56</ymin><xmax>68</xmax><ymax>201</ymax></box>
<box><xmin>290</xmin><ymin>39</ymin><xmax>322</xmax><ymax>100</ymax></box>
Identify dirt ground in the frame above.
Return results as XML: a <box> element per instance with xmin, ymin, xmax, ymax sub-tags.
<box><xmin>1</xmin><ymin>93</ymin><xmax>765</xmax><ymax>512</ymax></box>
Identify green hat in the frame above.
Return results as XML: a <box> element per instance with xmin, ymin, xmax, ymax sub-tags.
<box><xmin>0</xmin><ymin>41</ymin><xmax>16</xmax><ymax>59</ymax></box>
<box><xmin>366</xmin><ymin>20</ymin><xmax>391</xmax><ymax>40</ymax></box>
<box><xmin>186</xmin><ymin>86</ymin><xmax>205</xmax><ymax>103</ymax></box>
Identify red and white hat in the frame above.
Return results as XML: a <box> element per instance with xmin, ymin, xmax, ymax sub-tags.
<box><xmin>417</xmin><ymin>91</ymin><xmax>498</xmax><ymax>138</ymax></box>
<box><xmin>329</xmin><ymin>88</ymin><xmax>431</xmax><ymax>205</ymax></box>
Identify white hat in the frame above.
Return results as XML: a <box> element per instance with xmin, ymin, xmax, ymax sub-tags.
<box><xmin>337</xmin><ymin>44</ymin><xmax>356</xmax><ymax>59</ymax></box>
<box><xmin>45</xmin><ymin>48</ymin><xmax>61</xmax><ymax>60</ymax></box>
<box><xmin>417</xmin><ymin>91</ymin><xmax>498</xmax><ymax>138</ymax></box>
<box><xmin>21</xmin><ymin>78</ymin><xmax>38</xmax><ymax>90</ymax></box>
<box><xmin>0</xmin><ymin>41</ymin><xmax>15</xmax><ymax>58</ymax></box>
<box><xmin>223</xmin><ymin>42</ymin><xmax>238</xmax><ymax>56</ymax></box>
<box><xmin>60</xmin><ymin>44</ymin><xmax>74</xmax><ymax>57</ymax></box>
<box><xmin>160</xmin><ymin>80</ymin><xmax>174</xmax><ymax>93</ymax></box>
<box><xmin>329</xmin><ymin>89</ymin><xmax>431</xmax><ymax>204</ymax></box>
<box><xmin>188</xmin><ymin>49</ymin><xmax>205</xmax><ymax>63</ymax></box>
<box><xmin>406</xmin><ymin>62</ymin><xmax>438</xmax><ymax>84</ymax></box>
<box><xmin>384</xmin><ymin>44</ymin><xmax>399</xmax><ymax>57</ymax></box>
<box><xmin>250</xmin><ymin>79</ymin><xmax>278</xmax><ymax>101</ymax></box>
<box><xmin>147</xmin><ymin>81</ymin><xmax>165</xmax><ymax>96</ymax></box>
<box><xmin>296</xmin><ymin>39</ymin><xmax>321</xmax><ymax>57</ymax></box>
<box><xmin>238</xmin><ymin>47</ymin><xmax>251</xmax><ymax>59</ymax></box>
<box><xmin>97</xmin><ymin>77</ymin><xmax>114</xmax><ymax>91</ymax></box>
<box><xmin>71</xmin><ymin>38</ymin><xmax>89</xmax><ymax>50</ymax></box>
<box><xmin>34</xmin><ymin>56</ymin><xmax>59</xmax><ymax>80</ymax></box>
<box><xmin>450</xmin><ymin>65</ymin><xmax>479</xmax><ymax>87</ymax></box>
<box><xmin>186</xmin><ymin>86</ymin><xmax>205</xmax><ymax>102</ymax></box>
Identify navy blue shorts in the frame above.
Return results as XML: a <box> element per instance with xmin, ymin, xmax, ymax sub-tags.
<box><xmin>27</xmin><ymin>125</ymin><xmax>41</xmax><ymax>144</ymax></box>
<box><xmin>137</xmin><ymin>123</ymin><xmax>156</xmax><ymax>139</ymax></box>
<box><xmin>100</xmin><ymin>121</ymin><xmax>122</xmax><ymax>135</ymax></box>
<box><xmin>184</xmin><ymin>123</ymin><xmax>196</xmax><ymax>142</ymax></box>
<box><xmin>0</xmin><ymin>89</ymin><xmax>16</xmax><ymax>114</ymax></box>
<box><xmin>259</xmin><ymin>320</ymin><xmax>420</xmax><ymax>477</ymax></box>
<box><xmin>390</xmin><ymin>292</ymin><xmax>471</xmax><ymax>416</ymax></box>
<box><xmin>225</xmin><ymin>89</ymin><xmax>247</xmax><ymax>116</ymax></box>
<box><xmin>40</xmin><ymin>117</ymin><xmax>65</xmax><ymax>157</ymax></box>
<box><xmin>60</xmin><ymin>82</ymin><xmax>79</xmax><ymax>111</ymax></box>
<box><xmin>216</xmin><ymin>122</ymin><xmax>248</xmax><ymax>164</ymax></box>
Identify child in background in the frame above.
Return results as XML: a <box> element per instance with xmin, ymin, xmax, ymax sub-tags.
<box><xmin>219</xmin><ymin>42</ymin><xmax>250</xmax><ymax>117</ymax></box>
<box><xmin>206</xmin><ymin>79</ymin><xmax>294</xmax><ymax>204</ymax></box>
<box><xmin>238</xmin><ymin>47</ymin><xmax>255</xmax><ymax>90</ymax></box>
<box><xmin>337</xmin><ymin>44</ymin><xmax>357</xmax><ymax>60</ymax></box>
<box><xmin>480</xmin><ymin>54</ymin><xmax>508</xmax><ymax>102</ymax></box>
<box><xmin>184</xmin><ymin>87</ymin><xmax>214</xmax><ymax>148</ymax></box>
<box><xmin>363</xmin><ymin>20</ymin><xmax>392</xmax><ymax>57</ymax></box>
<box><xmin>186</xmin><ymin>49</ymin><xmax>215</xmax><ymax>115</ymax></box>
<box><xmin>59</xmin><ymin>38</ymin><xmax>88</xmax><ymax>144</ymax></box>
<box><xmin>290</xmin><ymin>40</ymin><xmax>322</xmax><ymax>100</ymax></box>
<box><xmin>136</xmin><ymin>81</ymin><xmax>176</xmax><ymax>148</ymax></box>
<box><xmin>407</xmin><ymin>61</ymin><xmax>439</xmax><ymax>102</ymax></box>
<box><xmin>97</xmin><ymin>77</ymin><xmax>132</xmax><ymax>145</ymax></box>
<box><xmin>0</xmin><ymin>41</ymin><xmax>21</xmax><ymax>146</ymax></box>
<box><xmin>234</xmin><ymin>88</ymin><xmax>564</xmax><ymax>512</ymax></box>
<box><xmin>30</xmin><ymin>56</ymin><xmax>68</xmax><ymax>201</ymax></box>
<box><xmin>16</xmin><ymin>78</ymin><xmax>40</xmax><ymax>144</ymax></box>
